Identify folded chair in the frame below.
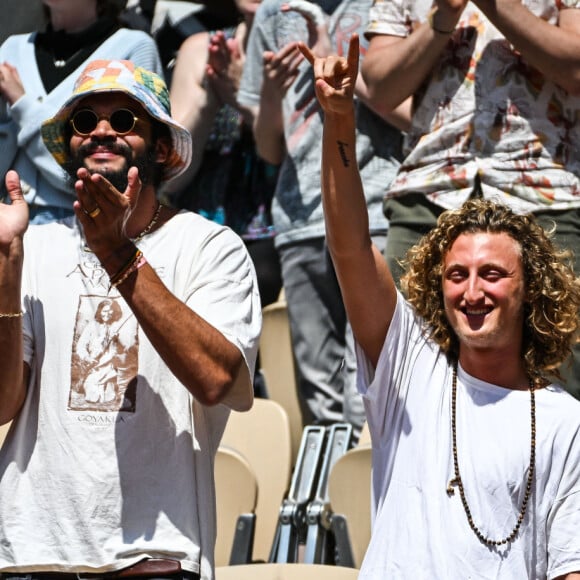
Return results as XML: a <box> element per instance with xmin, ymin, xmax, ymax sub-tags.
<box><xmin>327</xmin><ymin>444</ymin><xmax>372</xmax><ymax>568</ymax></box>
<box><xmin>220</xmin><ymin>398</ymin><xmax>293</xmax><ymax>563</ymax></box>
<box><xmin>0</xmin><ymin>422</ymin><xmax>10</xmax><ymax>449</ymax></box>
<box><xmin>259</xmin><ymin>295</ymin><xmax>303</xmax><ymax>465</ymax></box>
<box><xmin>214</xmin><ymin>446</ymin><xmax>259</xmax><ymax>566</ymax></box>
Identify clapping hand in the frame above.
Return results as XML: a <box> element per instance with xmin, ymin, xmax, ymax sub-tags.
<box><xmin>261</xmin><ymin>41</ymin><xmax>304</xmax><ymax>102</ymax></box>
<box><xmin>205</xmin><ymin>30</ymin><xmax>244</xmax><ymax>109</ymax></box>
<box><xmin>0</xmin><ymin>63</ymin><xmax>25</xmax><ymax>106</ymax></box>
<box><xmin>73</xmin><ymin>166</ymin><xmax>142</xmax><ymax>256</ymax></box>
<box><xmin>0</xmin><ymin>170</ymin><xmax>29</xmax><ymax>247</ymax></box>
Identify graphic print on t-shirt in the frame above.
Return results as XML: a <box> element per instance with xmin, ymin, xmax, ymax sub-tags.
<box><xmin>69</xmin><ymin>295</ymin><xmax>139</xmax><ymax>412</ymax></box>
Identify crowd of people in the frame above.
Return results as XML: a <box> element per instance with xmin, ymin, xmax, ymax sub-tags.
<box><xmin>0</xmin><ymin>0</ymin><xmax>578</xmax><ymax>578</ymax></box>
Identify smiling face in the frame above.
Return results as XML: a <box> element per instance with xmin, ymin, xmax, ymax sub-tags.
<box><xmin>69</xmin><ymin>93</ymin><xmax>152</xmax><ymax>174</ymax></box>
<box><xmin>442</xmin><ymin>232</ymin><xmax>527</xmax><ymax>358</ymax></box>
<box><xmin>65</xmin><ymin>92</ymin><xmax>170</xmax><ymax>191</ymax></box>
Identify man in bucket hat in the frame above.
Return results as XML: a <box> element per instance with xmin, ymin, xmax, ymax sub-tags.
<box><xmin>0</xmin><ymin>59</ymin><xmax>261</xmax><ymax>579</ymax></box>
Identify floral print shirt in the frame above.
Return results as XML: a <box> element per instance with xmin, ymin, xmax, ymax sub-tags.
<box><xmin>367</xmin><ymin>0</ymin><xmax>580</xmax><ymax>212</ymax></box>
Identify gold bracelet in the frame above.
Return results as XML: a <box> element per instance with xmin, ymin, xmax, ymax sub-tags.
<box><xmin>110</xmin><ymin>252</ymin><xmax>147</xmax><ymax>290</ymax></box>
<box><xmin>0</xmin><ymin>311</ymin><xmax>23</xmax><ymax>318</ymax></box>
<box><xmin>428</xmin><ymin>8</ymin><xmax>456</xmax><ymax>35</ymax></box>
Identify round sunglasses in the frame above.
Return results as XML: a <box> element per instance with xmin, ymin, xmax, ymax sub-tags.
<box><xmin>70</xmin><ymin>108</ymin><xmax>140</xmax><ymax>136</ymax></box>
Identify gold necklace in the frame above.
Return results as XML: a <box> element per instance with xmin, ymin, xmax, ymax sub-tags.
<box><xmin>447</xmin><ymin>363</ymin><xmax>536</xmax><ymax>546</ymax></box>
<box><xmin>131</xmin><ymin>203</ymin><xmax>163</xmax><ymax>243</ymax></box>
<box><xmin>82</xmin><ymin>203</ymin><xmax>164</xmax><ymax>252</ymax></box>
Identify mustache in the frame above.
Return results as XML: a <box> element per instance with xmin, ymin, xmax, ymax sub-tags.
<box><xmin>77</xmin><ymin>140</ymin><xmax>133</xmax><ymax>159</ymax></box>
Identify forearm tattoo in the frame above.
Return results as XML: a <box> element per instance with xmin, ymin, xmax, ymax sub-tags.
<box><xmin>337</xmin><ymin>140</ymin><xmax>350</xmax><ymax>167</ymax></box>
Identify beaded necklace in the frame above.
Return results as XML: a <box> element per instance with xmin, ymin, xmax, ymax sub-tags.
<box><xmin>82</xmin><ymin>203</ymin><xmax>164</xmax><ymax>252</ymax></box>
<box><xmin>447</xmin><ymin>363</ymin><xmax>536</xmax><ymax>546</ymax></box>
<box><xmin>131</xmin><ymin>203</ymin><xmax>163</xmax><ymax>243</ymax></box>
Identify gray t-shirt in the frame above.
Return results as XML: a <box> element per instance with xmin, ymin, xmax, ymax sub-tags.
<box><xmin>238</xmin><ymin>0</ymin><xmax>403</xmax><ymax>247</ymax></box>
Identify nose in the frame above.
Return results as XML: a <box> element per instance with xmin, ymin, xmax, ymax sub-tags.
<box><xmin>91</xmin><ymin>118</ymin><xmax>116</xmax><ymax>138</ymax></box>
<box><xmin>463</xmin><ymin>274</ymin><xmax>484</xmax><ymax>303</ymax></box>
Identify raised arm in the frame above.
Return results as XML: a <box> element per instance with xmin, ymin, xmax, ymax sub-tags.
<box><xmin>74</xmin><ymin>168</ymin><xmax>255</xmax><ymax>411</ymax></box>
<box><xmin>0</xmin><ymin>171</ymin><xmax>30</xmax><ymax>424</ymax></box>
<box><xmin>299</xmin><ymin>36</ymin><xmax>397</xmax><ymax>367</ymax></box>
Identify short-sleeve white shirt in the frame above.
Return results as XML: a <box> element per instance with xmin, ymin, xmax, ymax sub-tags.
<box><xmin>356</xmin><ymin>292</ymin><xmax>580</xmax><ymax>579</ymax></box>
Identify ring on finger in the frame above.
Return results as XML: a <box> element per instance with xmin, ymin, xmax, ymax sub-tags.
<box><xmin>84</xmin><ymin>206</ymin><xmax>101</xmax><ymax>219</ymax></box>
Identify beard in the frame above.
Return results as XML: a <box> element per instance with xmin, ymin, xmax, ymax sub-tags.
<box><xmin>64</xmin><ymin>140</ymin><xmax>160</xmax><ymax>192</ymax></box>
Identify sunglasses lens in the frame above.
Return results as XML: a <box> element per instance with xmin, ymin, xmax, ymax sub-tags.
<box><xmin>110</xmin><ymin>109</ymin><xmax>136</xmax><ymax>134</ymax></box>
<box><xmin>71</xmin><ymin>109</ymin><xmax>137</xmax><ymax>135</ymax></box>
<box><xmin>72</xmin><ymin>110</ymin><xmax>98</xmax><ymax>135</ymax></box>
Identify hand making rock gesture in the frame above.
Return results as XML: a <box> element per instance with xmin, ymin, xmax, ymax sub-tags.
<box><xmin>298</xmin><ymin>33</ymin><xmax>360</xmax><ymax>116</ymax></box>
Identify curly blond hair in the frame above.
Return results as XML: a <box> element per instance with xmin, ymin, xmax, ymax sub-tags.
<box><xmin>400</xmin><ymin>199</ymin><xmax>580</xmax><ymax>382</ymax></box>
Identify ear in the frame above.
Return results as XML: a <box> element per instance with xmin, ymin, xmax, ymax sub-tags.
<box><xmin>153</xmin><ymin>136</ymin><xmax>171</xmax><ymax>164</ymax></box>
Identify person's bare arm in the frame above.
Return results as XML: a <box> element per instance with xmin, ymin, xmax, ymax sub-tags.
<box><xmin>474</xmin><ymin>0</ymin><xmax>580</xmax><ymax>94</ymax></box>
<box><xmin>361</xmin><ymin>0</ymin><xmax>467</xmax><ymax>110</ymax></box>
<box><xmin>300</xmin><ymin>36</ymin><xmax>397</xmax><ymax>367</ymax></box>
<box><xmin>169</xmin><ymin>32</ymin><xmax>220</xmax><ymax>189</ymax></box>
<box><xmin>75</xmin><ymin>169</ymin><xmax>251</xmax><ymax>409</ymax></box>
<box><xmin>115</xmin><ymin>262</ymin><xmax>248</xmax><ymax>408</ymax></box>
<box><xmin>0</xmin><ymin>171</ymin><xmax>30</xmax><ymax>424</ymax></box>
<box><xmin>554</xmin><ymin>573</ymin><xmax>580</xmax><ymax>579</ymax></box>
<box><xmin>252</xmin><ymin>42</ymin><xmax>304</xmax><ymax>165</ymax></box>
<box><xmin>353</xmin><ymin>72</ymin><xmax>412</xmax><ymax>132</ymax></box>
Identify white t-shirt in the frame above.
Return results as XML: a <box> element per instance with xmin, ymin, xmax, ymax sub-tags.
<box><xmin>0</xmin><ymin>211</ymin><xmax>261</xmax><ymax>579</ymax></box>
<box><xmin>356</xmin><ymin>292</ymin><xmax>580</xmax><ymax>579</ymax></box>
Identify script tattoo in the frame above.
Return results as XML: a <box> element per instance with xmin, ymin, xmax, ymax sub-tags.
<box><xmin>337</xmin><ymin>140</ymin><xmax>350</xmax><ymax>167</ymax></box>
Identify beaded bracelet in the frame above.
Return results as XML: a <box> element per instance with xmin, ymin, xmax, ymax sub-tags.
<box><xmin>110</xmin><ymin>252</ymin><xmax>147</xmax><ymax>290</ymax></box>
<box><xmin>0</xmin><ymin>311</ymin><xmax>23</xmax><ymax>318</ymax></box>
<box><xmin>108</xmin><ymin>248</ymin><xmax>142</xmax><ymax>290</ymax></box>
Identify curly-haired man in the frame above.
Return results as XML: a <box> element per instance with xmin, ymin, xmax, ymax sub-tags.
<box><xmin>301</xmin><ymin>36</ymin><xmax>580</xmax><ymax>579</ymax></box>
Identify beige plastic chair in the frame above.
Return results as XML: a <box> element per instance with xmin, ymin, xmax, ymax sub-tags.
<box><xmin>215</xmin><ymin>563</ymin><xmax>359</xmax><ymax>580</ymax></box>
<box><xmin>0</xmin><ymin>422</ymin><xmax>10</xmax><ymax>449</ymax></box>
<box><xmin>221</xmin><ymin>398</ymin><xmax>293</xmax><ymax>563</ymax></box>
<box><xmin>259</xmin><ymin>296</ymin><xmax>303</xmax><ymax>465</ymax></box>
<box><xmin>214</xmin><ymin>446</ymin><xmax>259</xmax><ymax>566</ymax></box>
<box><xmin>358</xmin><ymin>421</ymin><xmax>371</xmax><ymax>447</ymax></box>
<box><xmin>327</xmin><ymin>444</ymin><xmax>372</xmax><ymax>568</ymax></box>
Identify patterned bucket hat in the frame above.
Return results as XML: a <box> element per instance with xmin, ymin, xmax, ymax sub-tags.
<box><xmin>41</xmin><ymin>59</ymin><xmax>192</xmax><ymax>183</ymax></box>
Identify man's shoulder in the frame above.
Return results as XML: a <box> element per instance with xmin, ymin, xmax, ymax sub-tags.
<box><xmin>526</xmin><ymin>383</ymin><xmax>580</xmax><ymax>443</ymax></box>
<box><xmin>163</xmin><ymin>210</ymin><xmax>245</xmax><ymax>246</ymax></box>
<box><xmin>107</xmin><ymin>26</ymin><xmax>159</xmax><ymax>49</ymax></box>
<box><xmin>539</xmin><ymin>383</ymin><xmax>580</xmax><ymax>415</ymax></box>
